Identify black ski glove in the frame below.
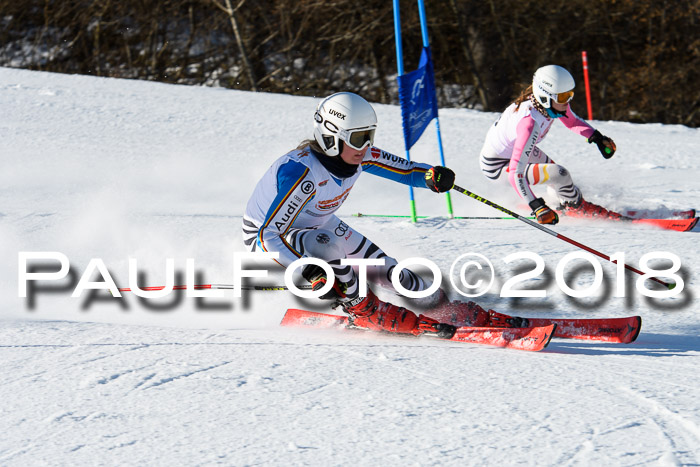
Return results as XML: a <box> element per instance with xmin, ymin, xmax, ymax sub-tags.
<box><xmin>301</xmin><ymin>264</ymin><xmax>347</xmax><ymax>300</ymax></box>
<box><xmin>588</xmin><ymin>130</ymin><xmax>616</xmax><ymax>159</ymax></box>
<box><xmin>425</xmin><ymin>166</ymin><xmax>455</xmax><ymax>193</ymax></box>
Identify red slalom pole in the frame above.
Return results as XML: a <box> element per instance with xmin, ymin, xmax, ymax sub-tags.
<box><xmin>582</xmin><ymin>51</ymin><xmax>593</xmax><ymax>120</ymax></box>
<box><xmin>452</xmin><ymin>184</ymin><xmax>675</xmax><ymax>289</ymax></box>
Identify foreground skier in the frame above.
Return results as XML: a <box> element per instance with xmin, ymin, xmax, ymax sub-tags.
<box><xmin>479</xmin><ymin>64</ymin><xmax>619</xmax><ymax>225</ymax></box>
<box><xmin>242</xmin><ymin>92</ymin><xmax>507</xmax><ymax>338</ymax></box>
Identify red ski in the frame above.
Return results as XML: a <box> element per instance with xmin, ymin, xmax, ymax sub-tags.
<box><xmin>630</xmin><ymin>217</ymin><xmax>698</xmax><ymax>232</ymax></box>
<box><xmin>427</xmin><ymin>306</ymin><xmax>641</xmax><ymax>344</ymax></box>
<box><xmin>623</xmin><ymin>208</ymin><xmax>695</xmax><ymax>220</ymax></box>
<box><xmin>449</xmin><ymin>325</ymin><xmax>555</xmax><ymax>351</ymax></box>
<box><xmin>563</xmin><ymin>211</ymin><xmax>697</xmax><ymax>232</ymax></box>
<box><xmin>281</xmin><ymin>308</ymin><xmax>555</xmax><ymax>352</ymax></box>
<box><xmin>525</xmin><ymin>315</ymin><xmax>642</xmax><ymax>344</ymax></box>
<box><xmin>560</xmin><ymin>203</ymin><xmax>698</xmax><ymax>232</ymax></box>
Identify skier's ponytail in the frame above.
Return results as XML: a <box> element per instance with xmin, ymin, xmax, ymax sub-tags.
<box><xmin>514</xmin><ymin>84</ymin><xmax>533</xmax><ymax>111</ymax></box>
<box><xmin>296</xmin><ymin>139</ymin><xmax>325</xmax><ymax>154</ymax></box>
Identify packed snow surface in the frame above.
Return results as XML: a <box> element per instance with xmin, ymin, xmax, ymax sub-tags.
<box><xmin>1</xmin><ymin>67</ymin><xmax>699</xmax><ymax>465</ymax></box>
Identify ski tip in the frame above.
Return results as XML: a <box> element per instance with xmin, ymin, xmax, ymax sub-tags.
<box><xmin>628</xmin><ymin>316</ymin><xmax>642</xmax><ymax>344</ymax></box>
<box><xmin>617</xmin><ymin>316</ymin><xmax>643</xmax><ymax>344</ymax></box>
<box><xmin>542</xmin><ymin>323</ymin><xmax>557</xmax><ymax>349</ymax></box>
<box><xmin>688</xmin><ymin>217</ymin><xmax>699</xmax><ymax>231</ymax></box>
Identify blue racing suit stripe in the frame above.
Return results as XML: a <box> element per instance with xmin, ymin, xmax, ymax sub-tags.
<box><xmin>257</xmin><ymin>160</ymin><xmax>315</xmax><ymax>259</ymax></box>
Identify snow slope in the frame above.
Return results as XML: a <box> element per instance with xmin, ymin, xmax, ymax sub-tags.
<box><xmin>1</xmin><ymin>67</ymin><xmax>699</xmax><ymax>465</ymax></box>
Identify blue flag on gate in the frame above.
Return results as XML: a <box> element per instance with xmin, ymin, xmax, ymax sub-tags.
<box><xmin>397</xmin><ymin>47</ymin><xmax>438</xmax><ymax>150</ymax></box>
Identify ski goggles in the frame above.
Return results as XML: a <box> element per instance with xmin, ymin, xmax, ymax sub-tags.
<box><xmin>315</xmin><ymin>111</ymin><xmax>376</xmax><ymax>150</ymax></box>
<box><xmin>552</xmin><ymin>90</ymin><xmax>574</xmax><ymax>104</ymax></box>
<box><xmin>344</xmin><ymin>127</ymin><xmax>376</xmax><ymax>150</ymax></box>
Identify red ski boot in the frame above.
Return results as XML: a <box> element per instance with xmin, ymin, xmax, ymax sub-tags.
<box><xmin>562</xmin><ymin>198</ymin><xmax>625</xmax><ymax>220</ymax></box>
<box><xmin>339</xmin><ymin>290</ymin><xmax>456</xmax><ymax>339</ymax></box>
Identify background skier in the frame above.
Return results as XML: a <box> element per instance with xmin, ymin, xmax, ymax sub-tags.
<box><xmin>479</xmin><ymin>64</ymin><xmax>618</xmax><ymax>225</ymax></box>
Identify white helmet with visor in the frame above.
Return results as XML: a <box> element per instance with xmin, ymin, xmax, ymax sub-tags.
<box><xmin>313</xmin><ymin>92</ymin><xmax>377</xmax><ymax>157</ymax></box>
<box><xmin>532</xmin><ymin>65</ymin><xmax>576</xmax><ymax>109</ymax></box>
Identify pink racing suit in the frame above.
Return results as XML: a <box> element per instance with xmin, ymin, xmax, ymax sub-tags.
<box><xmin>480</xmin><ymin>99</ymin><xmax>595</xmax><ymax>206</ymax></box>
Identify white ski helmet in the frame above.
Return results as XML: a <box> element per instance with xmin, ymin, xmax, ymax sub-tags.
<box><xmin>313</xmin><ymin>92</ymin><xmax>377</xmax><ymax>157</ymax></box>
<box><xmin>532</xmin><ymin>65</ymin><xmax>576</xmax><ymax>109</ymax></box>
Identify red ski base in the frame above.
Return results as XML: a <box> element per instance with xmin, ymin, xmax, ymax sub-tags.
<box><xmin>630</xmin><ymin>217</ymin><xmax>698</xmax><ymax>232</ymax></box>
<box><xmin>527</xmin><ymin>316</ymin><xmax>642</xmax><ymax>343</ymax></box>
<box><xmin>624</xmin><ymin>208</ymin><xmax>695</xmax><ymax>219</ymax></box>
<box><xmin>561</xmin><ymin>207</ymin><xmax>698</xmax><ymax>232</ymax></box>
<box><xmin>281</xmin><ymin>309</ymin><xmax>555</xmax><ymax>352</ymax></box>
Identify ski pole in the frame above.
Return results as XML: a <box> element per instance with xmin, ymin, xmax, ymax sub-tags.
<box><xmin>117</xmin><ymin>283</ymin><xmax>312</xmax><ymax>293</ymax></box>
<box><xmin>452</xmin><ymin>184</ymin><xmax>674</xmax><ymax>289</ymax></box>
<box><xmin>353</xmin><ymin>213</ymin><xmax>534</xmax><ymax>220</ymax></box>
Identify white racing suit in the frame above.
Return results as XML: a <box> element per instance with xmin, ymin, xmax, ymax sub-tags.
<box><xmin>242</xmin><ymin>145</ymin><xmax>437</xmax><ymax>302</ymax></box>
<box><xmin>479</xmin><ymin>99</ymin><xmax>595</xmax><ymax>207</ymax></box>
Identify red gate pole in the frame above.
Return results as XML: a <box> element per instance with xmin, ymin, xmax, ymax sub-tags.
<box><xmin>582</xmin><ymin>51</ymin><xmax>593</xmax><ymax>120</ymax></box>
